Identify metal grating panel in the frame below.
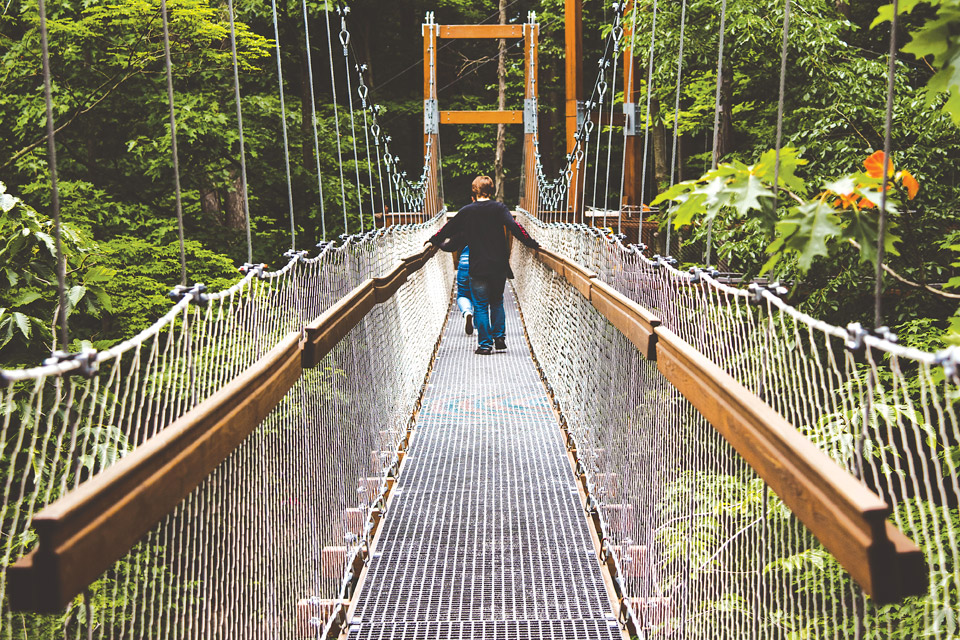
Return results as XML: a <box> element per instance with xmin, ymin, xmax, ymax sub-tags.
<box><xmin>349</xmin><ymin>286</ymin><xmax>621</xmax><ymax>639</ymax></box>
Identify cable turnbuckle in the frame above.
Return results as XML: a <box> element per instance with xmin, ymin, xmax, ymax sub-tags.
<box><xmin>168</xmin><ymin>283</ymin><xmax>209</xmax><ymax>306</ymax></box>
<box><xmin>44</xmin><ymin>348</ymin><xmax>99</xmax><ymax>379</ymax></box>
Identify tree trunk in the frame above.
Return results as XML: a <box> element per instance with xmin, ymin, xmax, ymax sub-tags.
<box><xmin>651</xmin><ymin>97</ymin><xmax>668</xmax><ymax>194</ymax></box>
<box><xmin>494</xmin><ymin>0</ymin><xmax>507</xmax><ymax>202</ymax></box>
<box><xmin>200</xmin><ymin>174</ymin><xmax>222</xmax><ymax>225</ymax></box>
<box><xmin>224</xmin><ymin>169</ymin><xmax>247</xmax><ymax>230</ymax></box>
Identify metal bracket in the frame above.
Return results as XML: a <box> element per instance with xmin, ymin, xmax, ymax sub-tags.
<box><xmin>168</xmin><ymin>283</ymin><xmax>209</xmax><ymax>306</ymax></box>
<box><xmin>44</xmin><ymin>348</ymin><xmax>99</xmax><ymax>379</ymax></box>
<box><xmin>523</xmin><ymin>98</ymin><xmax>537</xmax><ymax>134</ymax></box>
<box><xmin>424</xmin><ymin>99</ymin><xmax>439</xmax><ymax>135</ymax></box>
<box><xmin>576</xmin><ymin>100</ymin><xmax>588</xmax><ymax>129</ymax></box>
<box><xmin>623</xmin><ymin>102</ymin><xmax>636</xmax><ymax>136</ymax></box>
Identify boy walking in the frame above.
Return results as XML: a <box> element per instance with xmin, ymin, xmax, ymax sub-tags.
<box><xmin>428</xmin><ymin>176</ymin><xmax>540</xmax><ymax>355</ymax></box>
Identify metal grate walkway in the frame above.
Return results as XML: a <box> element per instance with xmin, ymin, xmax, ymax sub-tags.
<box><xmin>347</xmin><ymin>286</ymin><xmax>622</xmax><ymax>640</ymax></box>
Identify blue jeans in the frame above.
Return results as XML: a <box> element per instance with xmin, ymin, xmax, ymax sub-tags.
<box><xmin>456</xmin><ymin>248</ymin><xmax>473</xmax><ymax>316</ymax></box>
<box><xmin>469</xmin><ymin>273</ymin><xmax>506</xmax><ymax>350</ymax></box>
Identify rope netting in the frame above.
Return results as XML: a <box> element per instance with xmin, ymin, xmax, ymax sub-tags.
<box><xmin>513</xmin><ymin>212</ymin><xmax>959</xmax><ymax>637</ymax></box>
<box><xmin>0</xmin><ymin>218</ymin><xmax>453</xmax><ymax>638</ymax></box>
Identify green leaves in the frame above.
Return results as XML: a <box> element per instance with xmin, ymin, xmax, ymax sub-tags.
<box><xmin>875</xmin><ymin>1</ymin><xmax>960</xmax><ymax>126</ymax></box>
<box><xmin>764</xmin><ymin>200</ymin><xmax>842</xmax><ymax>274</ymax></box>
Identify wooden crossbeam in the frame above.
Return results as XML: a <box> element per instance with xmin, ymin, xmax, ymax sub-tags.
<box><xmin>438</xmin><ymin>24</ymin><xmax>523</xmax><ymax>39</ymax></box>
<box><xmin>440</xmin><ymin>110</ymin><xmax>523</xmax><ymax>125</ymax></box>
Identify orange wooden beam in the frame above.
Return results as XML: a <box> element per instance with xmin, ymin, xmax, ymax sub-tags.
<box><xmin>440</xmin><ymin>110</ymin><xmax>523</xmax><ymax>125</ymax></box>
<box><xmin>438</xmin><ymin>24</ymin><xmax>523</xmax><ymax>39</ymax></box>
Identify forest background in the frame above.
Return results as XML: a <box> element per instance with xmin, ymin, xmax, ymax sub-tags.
<box><xmin>2</xmin><ymin>0</ymin><xmax>960</xmax><ymax>370</ymax></box>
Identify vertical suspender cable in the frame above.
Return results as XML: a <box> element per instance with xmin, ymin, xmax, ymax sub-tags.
<box><xmin>337</xmin><ymin>8</ymin><xmax>364</xmax><ymax>232</ymax></box>
<box><xmin>300</xmin><ymin>0</ymin><xmax>327</xmax><ymax>241</ymax></box>
<box><xmin>161</xmin><ymin>0</ymin><xmax>188</xmax><ymax>285</ymax></box>
<box><xmin>325</xmin><ymin>0</ymin><xmax>349</xmax><ymax>234</ymax></box>
<box><xmin>772</xmin><ymin>0</ymin><xmax>791</xmax><ymax>211</ymax></box>
<box><xmin>876</xmin><ymin>0</ymin><xmax>899</xmax><ymax>328</ymax></box>
<box><xmin>639</xmin><ymin>0</ymin><xmax>657</xmax><ymax>245</ymax></box>
<box><xmin>619</xmin><ymin>4</ymin><xmax>640</xmax><ymax>237</ymax></box>
<box><xmin>355</xmin><ymin>66</ymin><xmax>377</xmax><ymax>224</ymax></box>
<box><xmin>270</xmin><ymin>0</ymin><xmax>297</xmax><ymax>249</ymax></box>
<box><xmin>665</xmin><ymin>0</ymin><xmax>686</xmax><ymax>257</ymax></box>
<box><xmin>226</xmin><ymin>0</ymin><xmax>253</xmax><ymax>263</ymax></box>
<box><xmin>705</xmin><ymin>0</ymin><xmax>728</xmax><ymax>268</ymax></box>
<box><xmin>37</xmin><ymin>0</ymin><xmax>68</xmax><ymax>349</ymax></box>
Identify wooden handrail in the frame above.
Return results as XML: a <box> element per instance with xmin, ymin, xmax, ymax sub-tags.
<box><xmin>532</xmin><ymin>246</ymin><xmax>927</xmax><ymax>604</ymax></box>
<box><xmin>8</xmin><ymin>245</ymin><xmax>438</xmax><ymax>613</ymax></box>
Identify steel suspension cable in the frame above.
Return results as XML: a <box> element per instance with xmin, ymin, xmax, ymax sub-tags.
<box><xmin>355</xmin><ymin>65</ymin><xmax>377</xmax><ymax>224</ymax></box>
<box><xmin>160</xmin><ymin>0</ymin><xmax>188</xmax><ymax>285</ymax></box>
<box><xmin>226</xmin><ymin>0</ymin><xmax>253</xmax><ymax>263</ymax></box>
<box><xmin>324</xmin><ymin>0</ymin><xmax>349</xmax><ymax>234</ymax></box>
<box><xmin>705</xmin><ymin>0</ymin><xmax>728</xmax><ymax>268</ymax></box>
<box><xmin>337</xmin><ymin>6</ymin><xmax>364</xmax><ymax>232</ymax></box>
<box><xmin>876</xmin><ymin>0</ymin><xmax>899</xmax><ymax>328</ymax></box>
<box><xmin>300</xmin><ymin>0</ymin><xmax>328</xmax><ymax>241</ymax></box>
<box><xmin>772</xmin><ymin>0</ymin><xmax>791</xmax><ymax>211</ymax></box>
<box><xmin>270</xmin><ymin>0</ymin><xmax>297</xmax><ymax>249</ymax></box>
<box><xmin>665</xmin><ymin>0</ymin><xmax>686</xmax><ymax>257</ymax></box>
<box><xmin>638</xmin><ymin>0</ymin><xmax>658</xmax><ymax>243</ymax></box>
<box><xmin>37</xmin><ymin>0</ymin><xmax>68</xmax><ymax>350</ymax></box>
<box><xmin>618</xmin><ymin>2</ymin><xmax>640</xmax><ymax>237</ymax></box>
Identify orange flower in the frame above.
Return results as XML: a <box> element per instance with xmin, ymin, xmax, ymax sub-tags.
<box><xmin>833</xmin><ymin>192</ymin><xmax>859</xmax><ymax>209</ymax></box>
<box><xmin>864</xmin><ymin>150</ymin><xmax>894</xmax><ymax>178</ymax></box>
<box><xmin>898</xmin><ymin>169</ymin><xmax>919</xmax><ymax>200</ymax></box>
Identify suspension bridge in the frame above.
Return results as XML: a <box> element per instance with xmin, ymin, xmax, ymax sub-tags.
<box><xmin>2</xmin><ymin>1</ymin><xmax>958</xmax><ymax>639</ymax></box>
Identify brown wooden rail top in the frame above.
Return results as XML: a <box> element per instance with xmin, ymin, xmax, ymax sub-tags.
<box><xmin>8</xmin><ymin>245</ymin><xmax>438</xmax><ymax>613</ymax></box>
<box><xmin>532</xmin><ymin>245</ymin><xmax>927</xmax><ymax>605</ymax></box>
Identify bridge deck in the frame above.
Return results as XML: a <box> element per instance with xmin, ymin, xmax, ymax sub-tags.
<box><xmin>347</xmin><ymin>286</ymin><xmax>621</xmax><ymax>639</ymax></box>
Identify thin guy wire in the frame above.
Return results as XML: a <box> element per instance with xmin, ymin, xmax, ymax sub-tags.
<box><xmin>705</xmin><ymin>0</ymin><xmax>728</xmax><ymax>268</ymax></box>
<box><xmin>666</xmin><ymin>0</ymin><xmax>686</xmax><ymax>257</ymax></box>
<box><xmin>301</xmin><ymin>0</ymin><xmax>328</xmax><ymax>241</ymax></box>
<box><xmin>161</xmin><ymin>0</ymin><xmax>188</xmax><ymax>285</ymax></box>
<box><xmin>226</xmin><ymin>0</ymin><xmax>253</xmax><ymax>263</ymax></box>
<box><xmin>270</xmin><ymin>0</ymin><xmax>297</xmax><ymax>249</ymax></box>
<box><xmin>325</xmin><ymin>1</ymin><xmax>349</xmax><ymax>234</ymax></box>
<box><xmin>772</xmin><ymin>0</ymin><xmax>791</xmax><ymax>211</ymax></box>
<box><xmin>37</xmin><ymin>0</ymin><xmax>68</xmax><ymax>349</ymax></box>
<box><xmin>876</xmin><ymin>0</ymin><xmax>899</xmax><ymax>328</ymax></box>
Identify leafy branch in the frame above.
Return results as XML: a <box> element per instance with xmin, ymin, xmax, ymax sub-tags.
<box><xmin>652</xmin><ymin>148</ymin><xmax>918</xmax><ymax>275</ymax></box>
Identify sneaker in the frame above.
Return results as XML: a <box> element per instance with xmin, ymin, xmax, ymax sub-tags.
<box><xmin>475</xmin><ymin>347</ymin><xmax>493</xmax><ymax>355</ymax></box>
<box><xmin>494</xmin><ymin>337</ymin><xmax>507</xmax><ymax>351</ymax></box>
<box><xmin>464</xmin><ymin>313</ymin><xmax>474</xmax><ymax>335</ymax></box>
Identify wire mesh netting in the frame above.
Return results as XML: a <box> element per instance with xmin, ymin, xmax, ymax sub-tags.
<box><xmin>512</xmin><ymin>217</ymin><xmax>960</xmax><ymax>639</ymax></box>
<box><xmin>0</xmin><ymin>219</ymin><xmax>453</xmax><ymax>639</ymax></box>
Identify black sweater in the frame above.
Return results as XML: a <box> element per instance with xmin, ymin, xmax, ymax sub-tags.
<box><xmin>428</xmin><ymin>200</ymin><xmax>540</xmax><ymax>278</ymax></box>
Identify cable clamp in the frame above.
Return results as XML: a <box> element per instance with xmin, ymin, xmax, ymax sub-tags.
<box><xmin>168</xmin><ymin>283</ymin><xmax>209</xmax><ymax>306</ymax></box>
<box><xmin>239</xmin><ymin>263</ymin><xmax>268</xmax><ymax>280</ymax></box>
<box><xmin>688</xmin><ymin>266</ymin><xmax>702</xmax><ymax>284</ymax></box>
<box><xmin>283</xmin><ymin>249</ymin><xmax>310</xmax><ymax>263</ymax></box>
<box><xmin>747</xmin><ymin>281</ymin><xmax>787</xmax><ymax>306</ymax></box>
<box><xmin>44</xmin><ymin>348</ymin><xmax>99</xmax><ymax>378</ymax></box>
<box><xmin>844</xmin><ymin>322</ymin><xmax>868</xmax><ymax>352</ymax></box>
